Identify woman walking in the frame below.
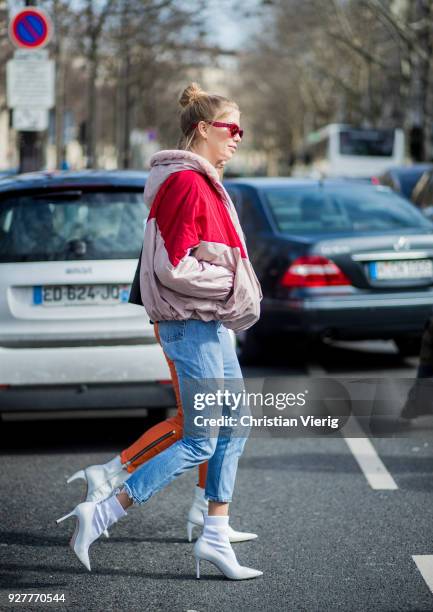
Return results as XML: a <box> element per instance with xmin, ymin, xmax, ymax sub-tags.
<box><xmin>66</xmin><ymin>322</ymin><xmax>258</xmax><ymax>543</ymax></box>
<box><xmin>57</xmin><ymin>82</ymin><xmax>262</xmax><ymax>579</ymax></box>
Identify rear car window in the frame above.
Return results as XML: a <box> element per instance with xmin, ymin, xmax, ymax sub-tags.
<box><xmin>263</xmin><ymin>185</ymin><xmax>433</xmax><ymax>235</ymax></box>
<box><xmin>396</xmin><ymin>169</ymin><xmax>432</xmax><ymax>199</ymax></box>
<box><xmin>413</xmin><ymin>174</ymin><xmax>433</xmax><ymax>209</ymax></box>
<box><xmin>339</xmin><ymin>129</ymin><xmax>394</xmax><ymax>157</ymax></box>
<box><xmin>0</xmin><ymin>190</ymin><xmax>147</xmax><ymax>262</ymax></box>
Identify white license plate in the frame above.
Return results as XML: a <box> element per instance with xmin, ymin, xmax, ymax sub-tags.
<box><xmin>370</xmin><ymin>259</ymin><xmax>433</xmax><ymax>280</ymax></box>
<box><xmin>33</xmin><ymin>284</ymin><xmax>131</xmax><ymax>306</ymax></box>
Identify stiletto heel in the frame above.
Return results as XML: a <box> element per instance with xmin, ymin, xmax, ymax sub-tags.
<box><xmin>56</xmin><ymin>497</ymin><xmax>126</xmax><ymax>571</ymax></box>
<box><xmin>196</xmin><ymin>558</ymin><xmax>200</xmax><ymax>579</ymax></box>
<box><xmin>66</xmin><ymin>433</ymin><xmax>176</xmax><ymax>505</ymax></box>
<box><xmin>56</xmin><ymin>510</ymin><xmax>76</xmax><ymax>524</ymax></box>
<box><xmin>194</xmin><ymin>540</ymin><xmax>262</xmax><ymax>580</ymax></box>
<box><xmin>66</xmin><ymin>470</ymin><xmax>86</xmax><ymax>484</ymax></box>
<box><xmin>67</xmin><ymin>468</ymin><xmax>114</xmax><ymax>537</ymax></box>
<box><xmin>66</xmin><ymin>457</ymin><xmax>128</xmax><ymax>503</ymax></box>
<box><xmin>187</xmin><ymin>521</ymin><xmax>195</xmax><ymax>542</ymax></box>
<box><xmin>193</xmin><ymin>516</ymin><xmax>262</xmax><ymax>580</ymax></box>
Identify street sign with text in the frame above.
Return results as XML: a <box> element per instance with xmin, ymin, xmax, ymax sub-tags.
<box><xmin>6</xmin><ymin>54</ymin><xmax>55</xmax><ymax>109</ymax></box>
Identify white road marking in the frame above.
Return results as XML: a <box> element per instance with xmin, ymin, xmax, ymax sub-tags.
<box><xmin>308</xmin><ymin>361</ymin><xmax>398</xmax><ymax>490</ymax></box>
<box><xmin>412</xmin><ymin>556</ymin><xmax>433</xmax><ymax>593</ymax></box>
<box><xmin>342</xmin><ymin>417</ymin><xmax>398</xmax><ymax>490</ymax></box>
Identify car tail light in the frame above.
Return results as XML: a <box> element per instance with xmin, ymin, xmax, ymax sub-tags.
<box><xmin>157</xmin><ymin>380</ymin><xmax>172</xmax><ymax>385</ymax></box>
<box><xmin>280</xmin><ymin>256</ymin><xmax>351</xmax><ymax>288</ymax></box>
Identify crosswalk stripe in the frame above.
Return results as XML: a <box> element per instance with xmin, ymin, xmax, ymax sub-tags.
<box><xmin>343</xmin><ymin>432</ymin><xmax>398</xmax><ymax>490</ymax></box>
<box><xmin>308</xmin><ymin>361</ymin><xmax>398</xmax><ymax>490</ymax></box>
<box><xmin>342</xmin><ymin>415</ymin><xmax>398</xmax><ymax>490</ymax></box>
<box><xmin>413</xmin><ymin>556</ymin><xmax>433</xmax><ymax>593</ymax></box>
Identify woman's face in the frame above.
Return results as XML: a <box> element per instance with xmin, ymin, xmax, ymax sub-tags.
<box><xmin>194</xmin><ymin>107</ymin><xmax>242</xmax><ymax>169</ymax></box>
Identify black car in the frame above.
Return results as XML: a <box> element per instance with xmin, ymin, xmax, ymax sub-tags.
<box><xmin>0</xmin><ymin>169</ymin><xmax>18</xmax><ymax>180</ymax></box>
<box><xmin>377</xmin><ymin>164</ymin><xmax>432</xmax><ymax>200</ymax></box>
<box><xmin>224</xmin><ymin>178</ymin><xmax>433</xmax><ymax>362</ymax></box>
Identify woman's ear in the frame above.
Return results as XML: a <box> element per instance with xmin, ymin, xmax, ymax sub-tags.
<box><xmin>197</xmin><ymin>120</ymin><xmax>208</xmax><ymax>140</ymax></box>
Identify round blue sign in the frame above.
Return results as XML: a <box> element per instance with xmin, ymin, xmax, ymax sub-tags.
<box><xmin>9</xmin><ymin>8</ymin><xmax>52</xmax><ymax>49</ymax></box>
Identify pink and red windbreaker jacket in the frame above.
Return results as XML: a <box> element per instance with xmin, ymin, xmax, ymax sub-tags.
<box><xmin>136</xmin><ymin>149</ymin><xmax>262</xmax><ymax>332</ymax></box>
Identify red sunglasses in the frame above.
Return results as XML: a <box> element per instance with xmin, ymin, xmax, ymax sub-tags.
<box><xmin>192</xmin><ymin>121</ymin><xmax>244</xmax><ymax>139</ymax></box>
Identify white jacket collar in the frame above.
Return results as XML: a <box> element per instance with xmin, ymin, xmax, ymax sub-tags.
<box><xmin>144</xmin><ymin>148</ymin><xmax>248</xmax><ymax>253</ymax></box>
<box><xmin>150</xmin><ymin>149</ymin><xmax>221</xmax><ymax>184</ymax></box>
<box><xmin>144</xmin><ymin>149</ymin><xmax>225</xmax><ymax>209</ymax></box>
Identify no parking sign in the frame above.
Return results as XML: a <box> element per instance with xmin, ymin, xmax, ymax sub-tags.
<box><xmin>9</xmin><ymin>8</ymin><xmax>52</xmax><ymax>49</ymax></box>
<box><xmin>7</xmin><ymin>8</ymin><xmax>55</xmax><ymax>131</ymax></box>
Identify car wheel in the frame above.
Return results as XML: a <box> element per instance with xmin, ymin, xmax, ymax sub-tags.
<box><xmin>393</xmin><ymin>336</ymin><xmax>422</xmax><ymax>357</ymax></box>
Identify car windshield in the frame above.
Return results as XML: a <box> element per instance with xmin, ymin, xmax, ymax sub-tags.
<box><xmin>0</xmin><ymin>190</ymin><xmax>147</xmax><ymax>262</ymax></box>
<box><xmin>263</xmin><ymin>185</ymin><xmax>433</xmax><ymax>235</ymax></box>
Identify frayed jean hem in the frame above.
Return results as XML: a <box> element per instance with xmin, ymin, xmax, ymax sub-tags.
<box><xmin>123</xmin><ymin>481</ymin><xmax>149</xmax><ymax>506</ymax></box>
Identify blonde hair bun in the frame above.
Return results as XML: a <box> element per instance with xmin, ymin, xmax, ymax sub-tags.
<box><xmin>177</xmin><ymin>82</ymin><xmax>239</xmax><ymax>151</ymax></box>
<box><xmin>179</xmin><ymin>82</ymin><xmax>207</xmax><ymax>108</ymax></box>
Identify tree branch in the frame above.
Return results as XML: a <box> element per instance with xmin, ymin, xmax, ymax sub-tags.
<box><xmin>327</xmin><ymin>30</ymin><xmax>392</xmax><ymax>71</ymax></box>
<box><xmin>363</xmin><ymin>0</ymin><xmax>431</xmax><ymax>62</ymax></box>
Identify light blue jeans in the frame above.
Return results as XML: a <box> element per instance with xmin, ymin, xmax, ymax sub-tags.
<box><xmin>123</xmin><ymin>319</ymin><xmax>250</xmax><ymax>504</ymax></box>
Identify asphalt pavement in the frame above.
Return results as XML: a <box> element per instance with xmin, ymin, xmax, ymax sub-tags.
<box><xmin>1</xmin><ymin>340</ymin><xmax>433</xmax><ymax>612</ymax></box>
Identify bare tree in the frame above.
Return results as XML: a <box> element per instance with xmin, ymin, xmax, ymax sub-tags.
<box><xmin>234</xmin><ymin>0</ymin><xmax>433</xmax><ymax>174</ymax></box>
<box><xmin>364</xmin><ymin>0</ymin><xmax>433</xmax><ymax>160</ymax></box>
<box><xmin>64</xmin><ymin>0</ymin><xmax>215</xmax><ymax>168</ymax></box>
<box><xmin>40</xmin><ymin>0</ymin><xmax>76</xmax><ymax>167</ymax></box>
<box><xmin>0</xmin><ymin>1</ymin><xmax>14</xmax><ymax>112</ymax></box>
<box><xmin>79</xmin><ymin>0</ymin><xmax>118</xmax><ymax>167</ymax></box>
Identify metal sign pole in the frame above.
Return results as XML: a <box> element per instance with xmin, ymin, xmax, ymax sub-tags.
<box><xmin>18</xmin><ymin>0</ymin><xmax>45</xmax><ymax>173</ymax></box>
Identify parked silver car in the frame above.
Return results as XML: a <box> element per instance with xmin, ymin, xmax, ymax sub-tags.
<box><xmin>0</xmin><ymin>171</ymin><xmax>174</xmax><ymax>420</ymax></box>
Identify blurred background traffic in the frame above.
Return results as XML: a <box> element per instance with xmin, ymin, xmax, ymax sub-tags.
<box><xmin>1</xmin><ymin>0</ymin><xmax>433</xmax><ymax>176</ymax></box>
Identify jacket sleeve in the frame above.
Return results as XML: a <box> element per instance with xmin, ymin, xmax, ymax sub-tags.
<box><xmin>153</xmin><ymin>171</ymin><xmax>234</xmax><ymax>300</ymax></box>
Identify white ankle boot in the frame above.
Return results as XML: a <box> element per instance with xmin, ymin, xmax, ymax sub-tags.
<box><xmin>67</xmin><ymin>455</ymin><xmax>129</xmax><ymax>503</ymax></box>
<box><xmin>187</xmin><ymin>486</ymin><xmax>258</xmax><ymax>543</ymax></box>
<box><xmin>56</xmin><ymin>495</ymin><xmax>127</xmax><ymax>571</ymax></box>
<box><xmin>194</xmin><ymin>515</ymin><xmax>262</xmax><ymax>580</ymax></box>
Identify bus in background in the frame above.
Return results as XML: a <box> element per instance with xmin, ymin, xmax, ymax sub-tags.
<box><xmin>293</xmin><ymin>124</ymin><xmax>405</xmax><ymax>179</ymax></box>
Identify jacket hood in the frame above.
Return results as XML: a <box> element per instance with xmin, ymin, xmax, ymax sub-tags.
<box><xmin>144</xmin><ymin>149</ymin><xmax>225</xmax><ymax>209</ymax></box>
